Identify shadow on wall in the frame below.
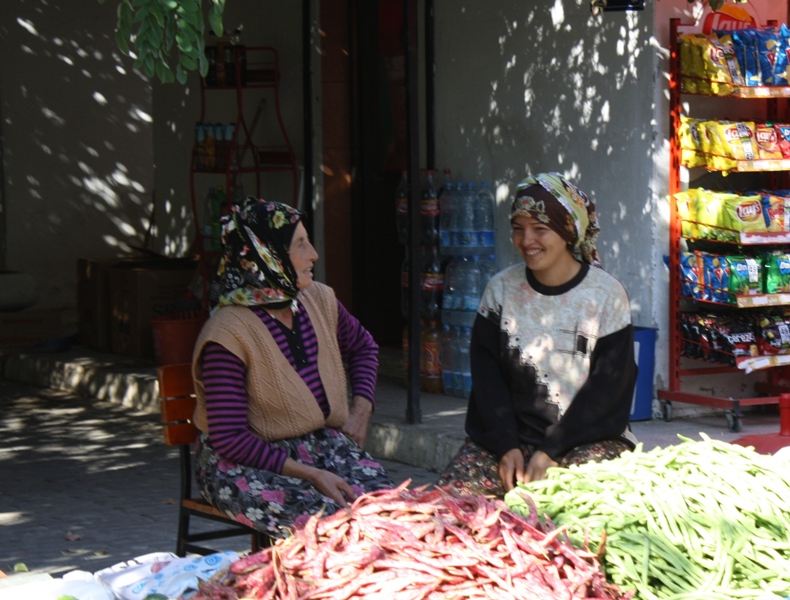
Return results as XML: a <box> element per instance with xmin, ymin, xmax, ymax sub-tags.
<box><xmin>438</xmin><ymin>4</ymin><xmax>657</xmax><ymax>317</ymax></box>
<box><xmin>1</xmin><ymin>0</ymin><xmax>194</xmax><ymax>306</ymax></box>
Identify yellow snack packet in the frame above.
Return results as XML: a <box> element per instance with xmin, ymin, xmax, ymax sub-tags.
<box><xmin>696</xmin><ymin>189</ymin><xmax>738</xmax><ymax>240</ymax></box>
<box><xmin>674</xmin><ymin>189</ymin><xmax>699</xmax><ymax>238</ymax></box>
<box><xmin>686</xmin><ymin>36</ymin><xmax>712</xmax><ymax>95</ymax></box>
<box><xmin>679</xmin><ymin>116</ymin><xmax>707</xmax><ymax>169</ymax></box>
<box><xmin>722</xmin><ymin>194</ymin><xmax>768</xmax><ymax>238</ymax></box>
<box><xmin>679</xmin><ymin>34</ymin><xmax>701</xmax><ymax>95</ymax></box>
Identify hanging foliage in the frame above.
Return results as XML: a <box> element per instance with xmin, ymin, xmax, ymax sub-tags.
<box><xmin>97</xmin><ymin>0</ymin><xmax>227</xmax><ymax>84</ymax></box>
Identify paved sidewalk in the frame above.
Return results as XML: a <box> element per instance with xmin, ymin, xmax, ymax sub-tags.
<box><xmin>0</xmin><ymin>379</ymin><xmax>436</xmax><ymax>577</ymax></box>
<box><xmin>0</xmin><ymin>346</ymin><xmax>785</xmax><ymax>577</ymax></box>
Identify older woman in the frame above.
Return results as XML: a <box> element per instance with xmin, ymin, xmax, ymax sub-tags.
<box><xmin>191</xmin><ymin>198</ymin><xmax>393</xmax><ymax>538</ymax></box>
<box><xmin>438</xmin><ymin>173</ymin><xmax>637</xmax><ymax>498</ymax></box>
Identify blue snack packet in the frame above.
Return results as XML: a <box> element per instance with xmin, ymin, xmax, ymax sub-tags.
<box><xmin>728</xmin><ymin>29</ymin><xmax>760</xmax><ymax>86</ymax></box>
<box><xmin>680</xmin><ymin>252</ymin><xmax>701</xmax><ymax>299</ymax></box>
<box><xmin>755</xmin><ymin>27</ymin><xmax>781</xmax><ymax>86</ymax></box>
<box><xmin>775</xmin><ymin>24</ymin><xmax>790</xmax><ymax>86</ymax></box>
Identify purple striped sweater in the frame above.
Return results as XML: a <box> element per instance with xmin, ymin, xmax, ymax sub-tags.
<box><xmin>200</xmin><ymin>299</ymin><xmax>378</xmax><ymax>473</ymax></box>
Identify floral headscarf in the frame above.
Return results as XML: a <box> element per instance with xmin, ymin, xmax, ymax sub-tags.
<box><xmin>208</xmin><ymin>197</ymin><xmax>305</xmax><ymax>312</ymax></box>
<box><xmin>511</xmin><ymin>172</ymin><xmax>602</xmax><ymax>268</ymax></box>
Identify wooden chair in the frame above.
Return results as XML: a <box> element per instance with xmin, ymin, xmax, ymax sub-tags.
<box><xmin>158</xmin><ymin>363</ymin><xmax>269</xmax><ymax>556</ymax></box>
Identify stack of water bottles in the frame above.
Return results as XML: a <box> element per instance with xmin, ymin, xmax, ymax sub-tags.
<box><xmin>438</xmin><ymin>180</ymin><xmax>497</xmax><ymax>400</ymax></box>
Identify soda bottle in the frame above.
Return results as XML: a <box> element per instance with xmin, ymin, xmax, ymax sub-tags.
<box><xmin>475</xmin><ymin>181</ymin><xmax>496</xmax><ymax>249</ymax></box>
<box><xmin>400</xmin><ymin>248</ymin><xmax>410</xmax><ymax>319</ymax></box>
<box><xmin>420</xmin><ymin>320</ymin><xmax>443</xmax><ymax>393</ymax></box>
<box><xmin>439</xmin><ymin>182</ymin><xmax>454</xmax><ymax>254</ymax></box>
<box><xmin>458</xmin><ymin>182</ymin><xmax>476</xmax><ymax>251</ymax></box>
<box><xmin>420</xmin><ymin>170</ymin><xmax>440</xmax><ymax>246</ymax></box>
<box><xmin>458</xmin><ymin>326</ymin><xmax>473</xmax><ymax>399</ymax></box>
<box><xmin>440</xmin><ymin>323</ymin><xmax>455</xmax><ymax>397</ymax></box>
<box><xmin>420</xmin><ymin>245</ymin><xmax>443</xmax><ymax>321</ymax></box>
<box><xmin>395</xmin><ymin>170</ymin><xmax>409</xmax><ymax>245</ymax></box>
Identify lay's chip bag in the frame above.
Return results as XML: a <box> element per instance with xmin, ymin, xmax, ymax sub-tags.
<box><xmin>722</xmin><ymin>193</ymin><xmax>769</xmax><ymax>240</ymax></box>
<box><xmin>680</xmin><ymin>251</ymin><xmax>702</xmax><ymax>299</ymax></box>
<box><xmin>679</xmin><ymin>34</ymin><xmax>702</xmax><ymax>94</ymax></box>
<box><xmin>754</xmin><ymin>123</ymin><xmax>784</xmax><ymax>160</ymax></box>
<box><xmin>773</xmin><ymin>24</ymin><xmax>790</xmax><ymax>86</ymax></box>
<box><xmin>704</xmin><ymin>121</ymin><xmax>758</xmax><ymax>171</ymax></box>
<box><xmin>776</xmin><ymin>125</ymin><xmax>790</xmax><ymax>159</ymax></box>
<box><xmin>760</xmin><ymin>194</ymin><xmax>790</xmax><ymax>233</ymax></box>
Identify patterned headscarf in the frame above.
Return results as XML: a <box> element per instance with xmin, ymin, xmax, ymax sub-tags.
<box><xmin>208</xmin><ymin>197</ymin><xmax>306</xmax><ymax>312</ymax></box>
<box><xmin>511</xmin><ymin>172</ymin><xmax>602</xmax><ymax>268</ymax></box>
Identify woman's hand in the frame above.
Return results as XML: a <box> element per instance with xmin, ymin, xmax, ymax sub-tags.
<box><xmin>306</xmin><ymin>468</ymin><xmax>357</xmax><ymax>507</ymax></box>
<box><xmin>281</xmin><ymin>458</ymin><xmax>357</xmax><ymax>507</ymax></box>
<box><xmin>498</xmin><ymin>448</ymin><xmax>526</xmax><ymax>492</ymax></box>
<box><xmin>524</xmin><ymin>450</ymin><xmax>559</xmax><ymax>483</ymax></box>
<box><xmin>341</xmin><ymin>395</ymin><xmax>373</xmax><ymax>448</ymax></box>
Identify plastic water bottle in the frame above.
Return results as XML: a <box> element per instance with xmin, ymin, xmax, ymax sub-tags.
<box><xmin>462</xmin><ymin>256</ymin><xmax>482</xmax><ymax>313</ymax></box>
<box><xmin>439</xmin><ymin>182</ymin><xmax>454</xmax><ymax>252</ymax></box>
<box><xmin>440</xmin><ymin>323</ymin><xmax>455</xmax><ymax>397</ymax></box>
<box><xmin>458</xmin><ymin>183</ymin><xmax>476</xmax><ymax>252</ymax></box>
<box><xmin>395</xmin><ymin>170</ymin><xmax>409</xmax><ymax>245</ymax></box>
<box><xmin>420</xmin><ymin>245</ymin><xmax>443</xmax><ymax>321</ymax></box>
<box><xmin>442</xmin><ymin>256</ymin><xmax>459</xmax><ymax>312</ymax></box>
<box><xmin>449</xmin><ymin>182</ymin><xmax>463</xmax><ymax>250</ymax></box>
<box><xmin>451</xmin><ymin>326</ymin><xmax>465</xmax><ymax>397</ymax></box>
<box><xmin>475</xmin><ymin>181</ymin><xmax>496</xmax><ymax>248</ymax></box>
<box><xmin>451</xmin><ymin>256</ymin><xmax>469</xmax><ymax>310</ymax></box>
<box><xmin>458</xmin><ymin>326</ymin><xmax>473</xmax><ymax>399</ymax></box>
<box><xmin>478</xmin><ymin>254</ymin><xmax>497</xmax><ymax>290</ymax></box>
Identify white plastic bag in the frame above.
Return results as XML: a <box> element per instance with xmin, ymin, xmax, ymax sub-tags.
<box><xmin>94</xmin><ymin>551</ymin><xmax>238</xmax><ymax>600</ymax></box>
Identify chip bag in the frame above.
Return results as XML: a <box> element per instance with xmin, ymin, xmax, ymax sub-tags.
<box><xmin>674</xmin><ymin>189</ymin><xmax>699</xmax><ymax>238</ymax></box>
<box><xmin>759</xmin><ymin>315</ymin><xmax>790</xmax><ymax>355</ymax></box>
<box><xmin>760</xmin><ymin>194</ymin><xmax>790</xmax><ymax>233</ymax></box>
<box><xmin>755</xmin><ymin>27</ymin><xmax>781</xmax><ymax>86</ymax></box>
<box><xmin>777</xmin><ymin>125</ymin><xmax>790</xmax><ymax>159</ymax></box>
<box><xmin>774</xmin><ymin>24</ymin><xmax>790</xmax><ymax>86</ymax></box>
<box><xmin>695</xmin><ymin>189</ymin><xmax>731</xmax><ymax>240</ymax></box>
<box><xmin>722</xmin><ymin>193</ymin><xmax>769</xmax><ymax>239</ymax></box>
<box><xmin>764</xmin><ymin>253</ymin><xmax>790</xmax><ymax>294</ymax></box>
<box><xmin>725</xmin><ymin>256</ymin><xmax>761</xmax><ymax>299</ymax></box>
<box><xmin>678</xmin><ymin>116</ymin><xmax>708</xmax><ymax>169</ymax></box>
<box><xmin>729</xmin><ymin>28</ymin><xmax>762</xmax><ymax>87</ymax></box>
<box><xmin>754</xmin><ymin>123</ymin><xmax>784</xmax><ymax>160</ymax></box>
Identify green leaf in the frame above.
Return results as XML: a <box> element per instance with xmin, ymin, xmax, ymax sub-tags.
<box><xmin>198</xmin><ymin>52</ymin><xmax>208</xmax><ymax>77</ymax></box>
<box><xmin>208</xmin><ymin>9</ymin><xmax>224</xmax><ymax>38</ymax></box>
<box><xmin>13</xmin><ymin>563</ymin><xmax>28</xmax><ymax>573</ymax></box>
<box><xmin>163</xmin><ymin>65</ymin><xmax>175</xmax><ymax>83</ymax></box>
<box><xmin>175</xmin><ymin>34</ymin><xmax>193</xmax><ymax>53</ymax></box>
<box><xmin>179</xmin><ymin>53</ymin><xmax>196</xmax><ymax>70</ymax></box>
<box><xmin>144</xmin><ymin>53</ymin><xmax>155</xmax><ymax>76</ymax></box>
<box><xmin>176</xmin><ymin>64</ymin><xmax>188</xmax><ymax>84</ymax></box>
<box><xmin>155</xmin><ymin>58</ymin><xmax>165</xmax><ymax>81</ymax></box>
<box><xmin>115</xmin><ymin>29</ymin><xmax>131</xmax><ymax>54</ymax></box>
<box><xmin>164</xmin><ymin>0</ymin><xmax>177</xmax><ymax>8</ymax></box>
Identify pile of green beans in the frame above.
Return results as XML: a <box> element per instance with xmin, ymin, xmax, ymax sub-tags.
<box><xmin>504</xmin><ymin>435</ymin><xmax>790</xmax><ymax>600</ymax></box>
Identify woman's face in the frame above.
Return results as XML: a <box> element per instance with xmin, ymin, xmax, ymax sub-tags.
<box><xmin>511</xmin><ymin>215</ymin><xmax>570</xmax><ymax>275</ymax></box>
<box><xmin>289</xmin><ymin>222</ymin><xmax>319</xmax><ymax>290</ymax></box>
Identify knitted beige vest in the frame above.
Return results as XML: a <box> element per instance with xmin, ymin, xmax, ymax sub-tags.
<box><xmin>191</xmin><ymin>282</ymin><xmax>349</xmax><ymax>441</ymax></box>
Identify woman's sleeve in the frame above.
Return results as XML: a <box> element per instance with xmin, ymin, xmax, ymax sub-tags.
<box><xmin>201</xmin><ymin>342</ymin><xmax>288</xmax><ymax>473</ymax></box>
<box><xmin>465</xmin><ymin>313</ymin><xmax>521</xmax><ymax>458</ymax></box>
<box><xmin>539</xmin><ymin>323</ymin><xmax>637</xmax><ymax>461</ymax></box>
<box><xmin>335</xmin><ymin>299</ymin><xmax>379</xmax><ymax>404</ymax></box>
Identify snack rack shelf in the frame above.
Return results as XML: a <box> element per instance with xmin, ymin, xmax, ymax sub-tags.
<box><xmin>660</xmin><ymin>19</ymin><xmax>790</xmax><ymax>432</ymax></box>
<box><xmin>188</xmin><ymin>46</ymin><xmax>298</xmax><ymax>310</ymax></box>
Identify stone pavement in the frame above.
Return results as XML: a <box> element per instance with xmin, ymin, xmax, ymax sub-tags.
<box><xmin>0</xmin><ymin>346</ymin><xmax>785</xmax><ymax>577</ymax></box>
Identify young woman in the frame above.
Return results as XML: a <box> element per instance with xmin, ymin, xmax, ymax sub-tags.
<box><xmin>191</xmin><ymin>198</ymin><xmax>393</xmax><ymax>538</ymax></box>
<box><xmin>438</xmin><ymin>172</ymin><xmax>637</xmax><ymax>498</ymax></box>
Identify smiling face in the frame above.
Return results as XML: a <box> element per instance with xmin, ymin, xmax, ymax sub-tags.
<box><xmin>288</xmin><ymin>222</ymin><xmax>319</xmax><ymax>290</ymax></box>
<box><xmin>511</xmin><ymin>215</ymin><xmax>576</xmax><ymax>283</ymax></box>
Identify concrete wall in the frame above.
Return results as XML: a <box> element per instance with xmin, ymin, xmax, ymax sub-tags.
<box><xmin>0</xmin><ymin>0</ymin><xmax>154</xmax><ymax>311</ymax></box>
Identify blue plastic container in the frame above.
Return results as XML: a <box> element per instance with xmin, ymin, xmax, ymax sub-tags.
<box><xmin>631</xmin><ymin>326</ymin><xmax>656</xmax><ymax>421</ymax></box>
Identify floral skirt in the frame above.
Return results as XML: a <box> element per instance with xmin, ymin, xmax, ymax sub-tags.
<box><xmin>195</xmin><ymin>428</ymin><xmax>394</xmax><ymax>539</ymax></box>
<box><xmin>436</xmin><ymin>437</ymin><xmax>633</xmax><ymax>499</ymax></box>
